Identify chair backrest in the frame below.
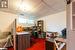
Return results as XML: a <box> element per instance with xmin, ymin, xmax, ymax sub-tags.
<box><xmin>54</xmin><ymin>38</ymin><xmax>66</xmax><ymax>50</ymax></box>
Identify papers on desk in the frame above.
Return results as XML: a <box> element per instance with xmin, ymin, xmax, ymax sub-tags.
<box><xmin>55</xmin><ymin>38</ymin><xmax>66</xmax><ymax>42</ymax></box>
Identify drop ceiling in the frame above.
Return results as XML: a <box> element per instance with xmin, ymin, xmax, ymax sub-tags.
<box><xmin>0</xmin><ymin>0</ymin><xmax>66</xmax><ymax>18</ymax></box>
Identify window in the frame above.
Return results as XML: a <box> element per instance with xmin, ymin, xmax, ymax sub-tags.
<box><xmin>18</xmin><ymin>17</ymin><xmax>34</xmax><ymax>24</ymax></box>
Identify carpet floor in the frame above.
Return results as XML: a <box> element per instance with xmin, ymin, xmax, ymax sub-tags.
<box><xmin>7</xmin><ymin>39</ymin><xmax>45</xmax><ymax>50</ymax></box>
<box><xmin>27</xmin><ymin>39</ymin><xmax>45</xmax><ymax>50</ymax></box>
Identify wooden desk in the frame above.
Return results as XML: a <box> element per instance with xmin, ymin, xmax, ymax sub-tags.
<box><xmin>46</xmin><ymin>38</ymin><xmax>66</xmax><ymax>50</ymax></box>
<box><xmin>46</xmin><ymin>38</ymin><xmax>56</xmax><ymax>50</ymax></box>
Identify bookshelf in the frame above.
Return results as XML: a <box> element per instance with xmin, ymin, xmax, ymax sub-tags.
<box><xmin>37</xmin><ymin>20</ymin><xmax>43</xmax><ymax>32</ymax></box>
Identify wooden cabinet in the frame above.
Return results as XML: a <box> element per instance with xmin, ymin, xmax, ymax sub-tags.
<box><xmin>16</xmin><ymin>33</ymin><xmax>30</xmax><ymax>50</ymax></box>
<box><xmin>67</xmin><ymin>1</ymin><xmax>75</xmax><ymax>50</ymax></box>
<box><xmin>72</xmin><ymin>1</ymin><xmax>75</xmax><ymax>30</ymax></box>
<box><xmin>67</xmin><ymin>1</ymin><xmax>75</xmax><ymax>30</ymax></box>
<box><xmin>11</xmin><ymin>19</ymin><xmax>30</xmax><ymax>50</ymax></box>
